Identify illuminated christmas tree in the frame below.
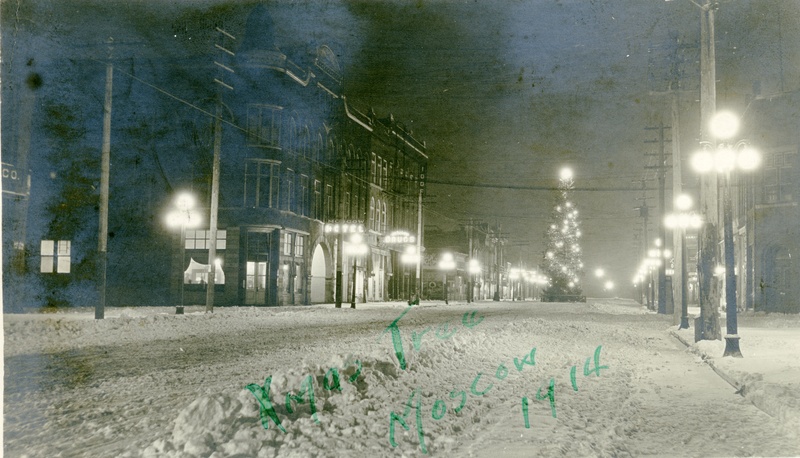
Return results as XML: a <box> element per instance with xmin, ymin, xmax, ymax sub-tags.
<box><xmin>540</xmin><ymin>167</ymin><xmax>585</xmax><ymax>302</ymax></box>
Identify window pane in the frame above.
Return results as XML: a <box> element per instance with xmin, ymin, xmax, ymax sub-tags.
<box><xmin>41</xmin><ymin>256</ymin><xmax>54</xmax><ymax>273</ymax></box>
<box><xmin>57</xmin><ymin>256</ymin><xmax>71</xmax><ymax>274</ymax></box>
<box><xmin>283</xmin><ymin>232</ymin><xmax>293</xmax><ymax>255</ymax></box>
<box><xmin>41</xmin><ymin>240</ymin><xmax>54</xmax><ymax>255</ymax></box>
<box><xmin>245</xmin><ymin>162</ymin><xmax>258</xmax><ymax>207</ymax></box>
<box><xmin>57</xmin><ymin>240</ymin><xmax>71</xmax><ymax>255</ymax></box>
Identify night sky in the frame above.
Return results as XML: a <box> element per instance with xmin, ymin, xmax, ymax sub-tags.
<box><xmin>3</xmin><ymin>0</ymin><xmax>798</xmax><ymax>295</ymax></box>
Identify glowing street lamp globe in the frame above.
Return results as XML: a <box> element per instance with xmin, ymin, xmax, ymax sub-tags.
<box><xmin>709</xmin><ymin>110</ymin><xmax>740</xmax><ymax>140</ymax></box>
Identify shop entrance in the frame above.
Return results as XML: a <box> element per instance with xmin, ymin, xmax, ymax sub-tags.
<box><xmin>245</xmin><ymin>231</ymin><xmax>272</xmax><ymax>305</ymax></box>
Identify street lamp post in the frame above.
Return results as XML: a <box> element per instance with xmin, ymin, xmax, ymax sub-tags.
<box><xmin>165</xmin><ymin>192</ymin><xmax>202</xmax><ymax>314</ymax></box>
<box><xmin>645</xmin><ymin>250</ymin><xmax>663</xmax><ymax>310</ymax></box>
<box><xmin>401</xmin><ymin>245</ymin><xmax>420</xmax><ymax>304</ymax></box>
<box><xmin>345</xmin><ymin>232</ymin><xmax>368</xmax><ymax>309</ymax></box>
<box><xmin>509</xmin><ymin>268</ymin><xmax>520</xmax><ymax>301</ymax></box>
<box><xmin>691</xmin><ymin>111</ymin><xmax>760</xmax><ymax>357</ymax></box>
<box><xmin>438</xmin><ymin>252</ymin><xmax>455</xmax><ymax>305</ymax></box>
<box><xmin>325</xmin><ymin>222</ymin><xmax>366</xmax><ymax>308</ymax></box>
<box><xmin>468</xmin><ymin>259</ymin><xmax>481</xmax><ymax>303</ymax></box>
<box><xmin>665</xmin><ymin>194</ymin><xmax>703</xmax><ymax>330</ymax></box>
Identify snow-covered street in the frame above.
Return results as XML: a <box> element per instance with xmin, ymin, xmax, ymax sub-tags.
<box><xmin>4</xmin><ymin>298</ymin><xmax>800</xmax><ymax>457</ymax></box>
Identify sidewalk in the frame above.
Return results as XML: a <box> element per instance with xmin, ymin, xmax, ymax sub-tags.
<box><xmin>670</xmin><ymin>306</ymin><xmax>800</xmax><ymax>437</ymax></box>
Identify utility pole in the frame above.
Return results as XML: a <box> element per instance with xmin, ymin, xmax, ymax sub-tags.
<box><xmin>645</xmin><ymin>123</ymin><xmax>672</xmax><ymax>314</ymax></box>
<box><xmin>96</xmin><ymin>37</ymin><xmax>114</xmax><ymax>320</ymax></box>
<box><xmin>416</xmin><ymin>187</ymin><xmax>423</xmax><ymax>298</ymax></box>
<box><xmin>467</xmin><ymin>219</ymin><xmax>474</xmax><ymax>303</ymax></box>
<box><xmin>633</xmin><ymin>178</ymin><xmax>652</xmax><ymax>308</ymax></box>
<box><xmin>206</xmin><ymin>27</ymin><xmax>235</xmax><ymax>313</ymax></box>
<box><xmin>671</xmin><ymin>89</ymin><xmax>685</xmax><ymax>326</ymax></box>
<box><xmin>697</xmin><ymin>0</ymin><xmax>722</xmax><ymax>341</ymax></box>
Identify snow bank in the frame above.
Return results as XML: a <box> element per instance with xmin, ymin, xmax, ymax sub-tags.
<box><xmin>673</xmin><ymin>315</ymin><xmax>800</xmax><ymax>439</ymax></box>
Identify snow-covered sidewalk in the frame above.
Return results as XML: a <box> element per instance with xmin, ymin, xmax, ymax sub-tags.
<box><xmin>671</xmin><ymin>306</ymin><xmax>800</xmax><ymax>436</ymax></box>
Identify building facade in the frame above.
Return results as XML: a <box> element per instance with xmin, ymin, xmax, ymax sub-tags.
<box><xmin>738</xmin><ymin>94</ymin><xmax>799</xmax><ymax>313</ymax></box>
<box><xmin>172</xmin><ymin>5</ymin><xmax>428</xmax><ymax>307</ymax></box>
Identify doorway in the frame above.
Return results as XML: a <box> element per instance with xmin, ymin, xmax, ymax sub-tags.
<box><xmin>244</xmin><ymin>231</ymin><xmax>271</xmax><ymax>305</ymax></box>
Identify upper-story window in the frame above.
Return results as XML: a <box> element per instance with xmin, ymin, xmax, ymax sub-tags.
<box><xmin>763</xmin><ymin>150</ymin><xmax>796</xmax><ymax>204</ymax></box>
<box><xmin>371</xmin><ymin>153</ymin><xmax>377</xmax><ymax>184</ymax></box>
<box><xmin>376</xmin><ymin>156</ymin><xmax>383</xmax><ymax>187</ymax></box>
<box><xmin>382</xmin><ymin>201</ymin><xmax>388</xmax><ymax>233</ymax></box>
<box><xmin>185</xmin><ymin>230</ymin><xmax>227</xmax><ymax>250</ymax></box>
<box><xmin>302</xmin><ymin>126</ymin><xmax>311</xmax><ymax>158</ymax></box>
<box><xmin>284</xmin><ymin>169</ymin><xmax>296</xmax><ymax>212</ymax></box>
<box><xmin>247</xmin><ymin>104</ymin><xmax>282</xmax><ymax>148</ymax></box>
<box><xmin>314</xmin><ymin>180</ymin><xmax>322</xmax><ymax>220</ymax></box>
<box><xmin>300</xmin><ymin>174</ymin><xmax>310</xmax><ymax>216</ymax></box>
<box><xmin>344</xmin><ymin>190</ymin><xmax>351</xmax><ymax>219</ymax></box>
<box><xmin>370</xmin><ymin>197</ymin><xmax>376</xmax><ymax>231</ymax></box>
<box><xmin>315</xmin><ymin>133</ymin><xmax>324</xmax><ymax>163</ymax></box>
<box><xmin>244</xmin><ymin>160</ymin><xmax>280</xmax><ymax>208</ymax></box>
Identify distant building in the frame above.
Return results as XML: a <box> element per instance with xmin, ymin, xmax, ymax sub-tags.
<box><xmin>422</xmin><ymin>223</ymin><xmax>509</xmax><ymax>302</ymax></box>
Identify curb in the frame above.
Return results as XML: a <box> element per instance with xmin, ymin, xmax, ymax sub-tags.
<box><xmin>671</xmin><ymin>330</ymin><xmax>800</xmax><ymax>435</ymax></box>
<box><xmin>669</xmin><ymin>330</ymin><xmax>745</xmax><ymax>394</ymax></box>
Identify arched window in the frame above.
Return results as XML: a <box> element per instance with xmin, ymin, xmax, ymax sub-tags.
<box><xmin>316</xmin><ymin>133</ymin><xmax>323</xmax><ymax>162</ymax></box>
<box><xmin>375</xmin><ymin>199</ymin><xmax>381</xmax><ymax>232</ymax></box>
<box><xmin>303</xmin><ymin>126</ymin><xmax>311</xmax><ymax>158</ymax></box>
<box><xmin>327</xmin><ymin>138</ymin><xmax>334</xmax><ymax>163</ymax></box>
<box><xmin>288</xmin><ymin>117</ymin><xmax>297</xmax><ymax>154</ymax></box>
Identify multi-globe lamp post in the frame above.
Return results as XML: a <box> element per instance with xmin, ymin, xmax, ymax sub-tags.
<box><xmin>344</xmin><ymin>232</ymin><xmax>369</xmax><ymax>309</ymax></box>
<box><xmin>691</xmin><ymin>111</ymin><xmax>760</xmax><ymax>357</ymax></box>
<box><xmin>438</xmin><ymin>252</ymin><xmax>456</xmax><ymax>304</ymax></box>
<box><xmin>665</xmin><ymin>194</ymin><xmax>703</xmax><ymax>330</ymax></box>
<box><xmin>642</xmin><ymin>240</ymin><xmax>669</xmax><ymax>310</ymax></box>
<box><xmin>165</xmin><ymin>192</ymin><xmax>203</xmax><ymax>313</ymax></box>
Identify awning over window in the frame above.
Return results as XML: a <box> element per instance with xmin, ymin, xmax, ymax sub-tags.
<box><xmin>184</xmin><ymin>258</ymin><xmax>225</xmax><ymax>284</ymax></box>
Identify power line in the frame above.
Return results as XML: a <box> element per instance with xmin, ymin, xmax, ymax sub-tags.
<box><xmin>426</xmin><ymin>178</ymin><xmax>657</xmax><ymax>192</ymax></box>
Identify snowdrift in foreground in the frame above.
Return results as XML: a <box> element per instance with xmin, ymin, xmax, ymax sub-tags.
<box><xmin>5</xmin><ymin>299</ymin><xmax>800</xmax><ymax>457</ymax></box>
